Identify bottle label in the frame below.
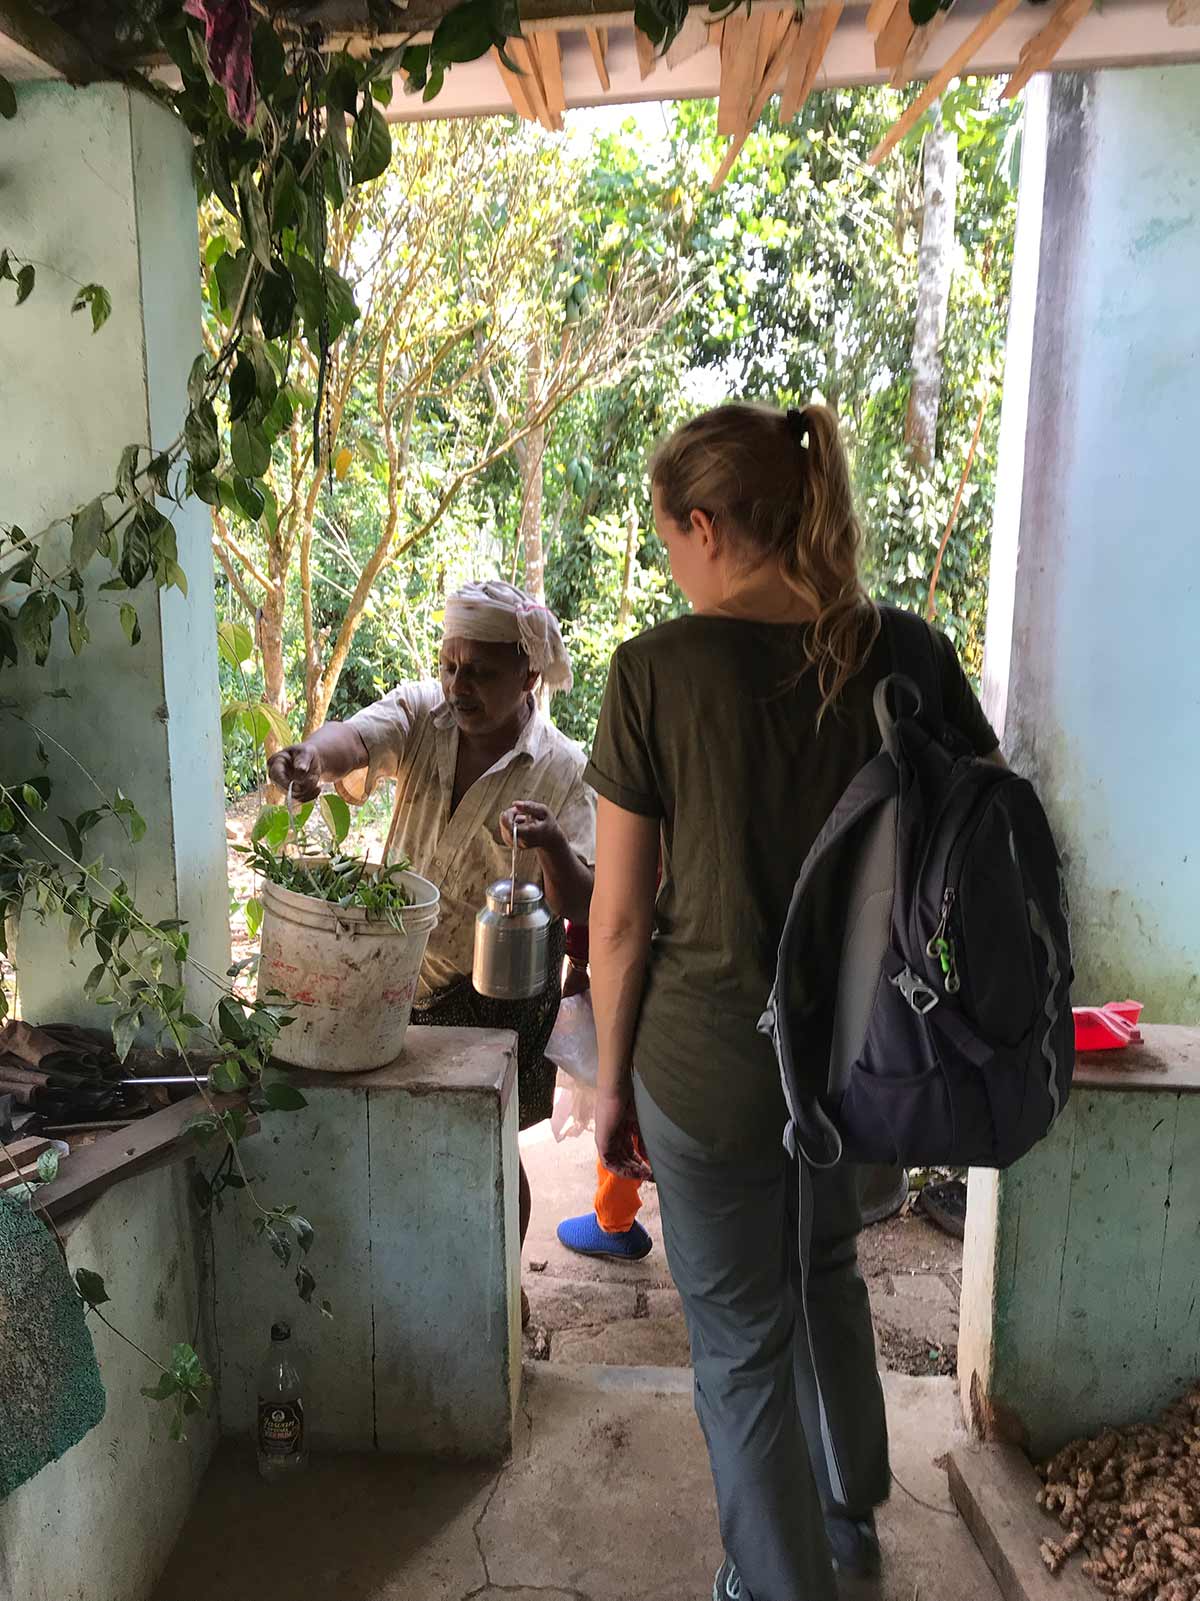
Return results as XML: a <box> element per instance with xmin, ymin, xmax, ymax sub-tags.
<box><xmin>258</xmin><ymin>1399</ymin><xmax>304</xmax><ymax>1457</ymax></box>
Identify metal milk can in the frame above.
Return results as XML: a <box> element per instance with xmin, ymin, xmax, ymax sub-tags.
<box><xmin>472</xmin><ymin>829</ymin><xmax>553</xmax><ymax>1000</ymax></box>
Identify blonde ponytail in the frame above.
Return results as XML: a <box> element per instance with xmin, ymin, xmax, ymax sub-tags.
<box><xmin>650</xmin><ymin>401</ymin><xmax>879</xmax><ymax>717</ymax></box>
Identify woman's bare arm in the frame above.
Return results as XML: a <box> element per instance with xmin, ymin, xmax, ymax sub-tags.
<box><xmin>589</xmin><ymin>799</ymin><xmax>659</xmax><ymax>1179</ymax></box>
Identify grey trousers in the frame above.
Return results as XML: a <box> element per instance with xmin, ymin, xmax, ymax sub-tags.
<box><xmin>635</xmin><ymin>1077</ymin><xmax>890</xmax><ymax>1601</ymax></box>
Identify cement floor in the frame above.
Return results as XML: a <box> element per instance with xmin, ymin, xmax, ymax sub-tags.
<box><xmin>152</xmin><ymin>1367</ymin><xmax>1000</xmax><ymax>1601</ymax></box>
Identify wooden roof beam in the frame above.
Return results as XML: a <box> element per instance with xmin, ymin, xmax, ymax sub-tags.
<box><xmin>870</xmin><ymin>0</ymin><xmax>1025</xmax><ymax>163</ymax></box>
<box><xmin>891</xmin><ymin>10</ymin><xmax>947</xmax><ymax>84</ymax></box>
<box><xmin>585</xmin><ymin>25</ymin><xmax>611</xmax><ymax>89</ymax></box>
<box><xmin>506</xmin><ymin>35</ymin><xmax>560</xmax><ymax>131</ymax></box>
<box><xmin>534</xmin><ymin>30</ymin><xmax>566</xmax><ymax>116</ymax></box>
<box><xmin>874</xmin><ymin>0</ymin><xmax>917</xmax><ymax>69</ymax></box>
<box><xmin>634</xmin><ymin>26</ymin><xmax>657</xmax><ymax>79</ymax></box>
<box><xmin>780</xmin><ymin>0</ymin><xmax>844</xmax><ymax>122</ymax></box>
<box><xmin>711</xmin><ymin>6</ymin><xmax>835</xmax><ymax>191</ymax></box>
<box><xmin>0</xmin><ymin>0</ymin><xmax>107</xmax><ymax>81</ymax></box>
<box><xmin>717</xmin><ymin>10</ymin><xmax>765</xmax><ymax>137</ymax></box>
<box><xmin>493</xmin><ymin>44</ymin><xmax>537</xmax><ymax>120</ymax></box>
<box><xmin>1002</xmin><ymin>0</ymin><xmax>1094</xmax><ymax>97</ymax></box>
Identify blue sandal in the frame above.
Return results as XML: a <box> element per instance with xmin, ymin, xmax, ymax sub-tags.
<box><xmin>556</xmin><ymin>1211</ymin><xmax>653</xmax><ymax>1261</ymax></box>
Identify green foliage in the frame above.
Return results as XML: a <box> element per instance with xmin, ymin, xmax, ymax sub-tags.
<box><xmin>240</xmin><ymin>800</ymin><xmax>416</xmax><ymax>930</ymax></box>
<box><xmin>0</xmin><ymin>18</ymin><xmax>386</xmax><ymax>1425</ymax></box>
<box><xmin>654</xmin><ymin>87</ymin><xmax>1018</xmax><ymax>683</ymax></box>
<box><xmin>204</xmin><ymin>109</ymin><xmax>682</xmax><ymax>757</ymax></box>
<box><xmin>203</xmin><ymin>86</ymin><xmax>1018</xmax><ymax>768</ymax></box>
<box><xmin>74</xmin><ymin>1268</ymin><xmax>110</xmax><ymax>1307</ymax></box>
<box><xmin>71</xmin><ymin>284</ymin><xmax>113</xmax><ymax>334</ymax></box>
<box><xmin>139</xmin><ymin>1341</ymin><xmax>214</xmax><ymax>1442</ymax></box>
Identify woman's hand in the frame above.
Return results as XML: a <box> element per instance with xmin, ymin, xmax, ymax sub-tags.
<box><xmin>595</xmin><ymin>1087</ymin><xmax>653</xmax><ymax>1183</ymax></box>
<box><xmin>499</xmin><ymin>800</ymin><xmax>565</xmax><ymax>853</ymax></box>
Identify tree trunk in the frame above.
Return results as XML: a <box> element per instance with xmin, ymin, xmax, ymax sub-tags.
<box><xmin>303</xmin><ymin>624</ymin><xmax>332</xmax><ymax>738</ymax></box>
<box><xmin>258</xmin><ymin>583</ymin><xmax>287</xmax><ymax>729</ymax></box>
<box><xmin>905</xmin><ymin>106</ymin><xmax>959</xmax><ymax>469</ymax></box>
<box><xmin>256</xmin><ymin>577</ymin><xmax>288</xmax><ymax>800</ymax></box>
<box><xmin>617</xmin><ymin>502</ymin><xmax>638</xmax><ymax>634</ymax></box>
<box><xmin>520</xmin><ymin>336</ymin><xmax>547</xmax><ymax>607</ymax></box>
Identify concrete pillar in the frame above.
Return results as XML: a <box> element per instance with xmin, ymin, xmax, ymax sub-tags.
<box><xmin>213</xmin><ymin>1029</ymin><xmax>522</xmax><ymax>1462</ymax></box>
<box><xmin>961</xmin><ymin>66</ymin><xmax>1200</xmax><ymax>1452</ymax></box>
<box><xmin>1</xmin><ymin>82</ymin><xmax>228</xmax><ymax>1018</ymax></box>
<box><xmin>982</xmin><ymin>66</ymin><xmax>1200</xmax><ymax>1017</ymax></box>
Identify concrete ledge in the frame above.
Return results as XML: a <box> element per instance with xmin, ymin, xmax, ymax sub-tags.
<box><xmin>284</xmin><ymin>1024</ymin><xmax>518</xmax><ymax>1112</ymax></box>
<box><xmin>947</xmin><ymin>1445</ymin><xmax>1096</xmax><ymax>1601</ymax></box>
<box><xmin>1074</xmin><ymin>1023</ymin><xmax>1200</xmax><ymax>1095</ymax></box>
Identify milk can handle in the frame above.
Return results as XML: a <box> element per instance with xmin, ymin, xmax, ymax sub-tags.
<box><xmin>509</xmin><ymin>821</ymin><xmax>519</xmax><ymax>915</ymax></box>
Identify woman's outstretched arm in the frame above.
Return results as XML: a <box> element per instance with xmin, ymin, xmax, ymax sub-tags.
<box><xmin>589</xmin><ymin>797</ymin><xmax>659</xmax><ymax>1180</ymax></box>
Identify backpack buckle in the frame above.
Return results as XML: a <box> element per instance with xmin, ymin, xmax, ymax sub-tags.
<box><xmin>891</xmin><ymin>965</ymin><xmax>940</xmax><ymax>1015</ymax></box>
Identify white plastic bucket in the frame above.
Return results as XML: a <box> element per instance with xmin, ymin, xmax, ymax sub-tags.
<box><xmin>256</xmin><ymin>867</ymin><xmax>440</xmax><ymax>1072</ymax></box>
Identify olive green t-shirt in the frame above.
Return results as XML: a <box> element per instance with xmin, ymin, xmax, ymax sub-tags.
<box><xmin>584</xmin><ymin>610</ymin><xmax>999</xmax><ymax>1155</ymax></box>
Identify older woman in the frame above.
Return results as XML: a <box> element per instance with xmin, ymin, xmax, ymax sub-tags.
<box><xmin>269</xmin><ymin>581</ymin><xmax>596</xmax><ymax>1284</ymax></box>
<box><xmin>585</xmin><ymin>404</ymin><xmax>1000</xmax><ymax>1601</ymax></box>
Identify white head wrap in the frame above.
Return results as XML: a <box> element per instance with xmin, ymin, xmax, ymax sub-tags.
<box><xmin>442</xmin><ymin>580</ymin><xmax>574</xmax><ymax>696</ymax></box>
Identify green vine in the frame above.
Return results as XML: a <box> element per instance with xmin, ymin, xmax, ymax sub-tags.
<box><xmin>0</xmin><ymin>7</ymin><xmax>418</xmax><ymax>1436</ymax></box>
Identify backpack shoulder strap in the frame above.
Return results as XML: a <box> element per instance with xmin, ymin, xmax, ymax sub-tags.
<box><xmin>759</xmin><ymin>750</ymin><xmax>898</xmax><ymax>1168</ymax></box>
<box><xmin>879</xmin><ymin>606</ymin><xmax>944</xmax><ymax>734</ymax></box>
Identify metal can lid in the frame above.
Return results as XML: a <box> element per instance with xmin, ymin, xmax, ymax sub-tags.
<box><xmin>484</xmin><ymin>879</ymin><xmax>544</xmax><ymax>912</ymax></box>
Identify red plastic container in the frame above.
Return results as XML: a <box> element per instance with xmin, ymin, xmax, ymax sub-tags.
<box><xmin>1073</xmin><ymin>1001</ymin><xmax>1144</xmax><ymax>1053</ymax></box>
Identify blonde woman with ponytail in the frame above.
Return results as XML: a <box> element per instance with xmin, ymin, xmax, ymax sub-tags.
<box><xmin>584</xmin><ymin>403</ymin><xmax>1000</xmax><ymax>1601</ymax></box>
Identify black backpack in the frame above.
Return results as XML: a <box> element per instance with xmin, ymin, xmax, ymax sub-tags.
<box><xmin>759</xmin><ymin>608</ymin><xmax>1074</xmax><ymax>1172</ymax></box>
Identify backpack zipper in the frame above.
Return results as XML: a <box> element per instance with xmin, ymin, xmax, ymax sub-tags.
<box><xmin>918</xmin><ymin>774</ymin><xmax>1019</xmax><ymax>997</ymax></box>
<box><xmin>926</xmin><ymin>889</ymin><xmax>961</xmax><ymax>995</ymax></box>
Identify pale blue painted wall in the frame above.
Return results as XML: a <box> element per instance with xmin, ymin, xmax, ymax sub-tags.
<box><xmin>964</xmin><ymin>67</ymin><xmax>1200</xmax><ymax>1451</ymax></box>
<box><xmin>0</xmin><ymin>82</ymin><xmax>229</xmax><ymax>1019</ymax></box>
<box><xmin>983</xmin><ymin>66</ymin><xmax>1200</xmax><ymax>1021</ymax></box>
<box><xmin>0</xmin><ymin>1164</ymin><xmax>217</xmax><ymax>1601</ymax></box>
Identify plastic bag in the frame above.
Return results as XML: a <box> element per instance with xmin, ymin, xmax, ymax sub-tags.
<box><xmin>551</xmin><ymin>1070</ymin><xmax>596</xmax><ymax>1141</ymax></box>
<box><xmin>546</xmin><ymin>991</ymin><xmax>598</xmax><ymax>1087</ymax></box>
<box><xmin>547</xmin><ymin>991</ymin><xmax>599</xmax><ymax>1142</ymax></box>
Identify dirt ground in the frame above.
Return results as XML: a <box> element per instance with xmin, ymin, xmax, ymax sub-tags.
<box><xmin>859</xmin><ymin>1210</ymin><xmax>963</xmax><ymax>1377</ymax></box>
<box><xmin>520</xmin><ymin>1120</ymin><xmax>964</xmax><ymax>1378</ymax></box>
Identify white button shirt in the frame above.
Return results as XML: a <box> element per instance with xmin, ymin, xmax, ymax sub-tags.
<box><xmin>338</xmin><ymin>681</ymin><xmax>596</xmax><ymax>999</ymax></box>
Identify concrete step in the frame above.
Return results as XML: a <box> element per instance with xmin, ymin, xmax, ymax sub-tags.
<box><xmin>524</xmin><ymin>1271</ymin><xmax>692</xmax><ymax>1368</ymax></box>
<box><xmin>526</xmin><ymin>1359</ymin><xmax>694</xmax><ymax>1396</ymax></box>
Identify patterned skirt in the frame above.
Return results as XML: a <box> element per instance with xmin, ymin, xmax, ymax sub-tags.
<box><xmin>408</xmin><ymin>919</ymin><xmax>567</xmax><ymax>1131</ymax></box>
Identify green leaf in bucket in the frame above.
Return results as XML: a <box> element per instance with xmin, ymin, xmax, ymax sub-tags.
<box><xmin>319</xmin><ymin>793</ymin><xmax>351</xmax><ymax>846</ymax></box>
<box><xmin>252</xmin><ymin>805</ymin><xmax>290</xmax><ymax>849</ymax></box>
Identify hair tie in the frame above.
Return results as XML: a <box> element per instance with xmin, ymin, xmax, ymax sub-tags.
<box><xmin>786</xmin><ymin>407</ymin><xmax>811</xmax><ymax>449</ymax></box>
